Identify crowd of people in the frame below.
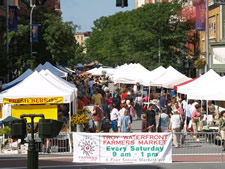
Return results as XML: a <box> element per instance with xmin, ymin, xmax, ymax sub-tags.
<box><xmin>70</xmin><ymin>74</ymin><xmax>225</xmax><ymax>150</ymax></box>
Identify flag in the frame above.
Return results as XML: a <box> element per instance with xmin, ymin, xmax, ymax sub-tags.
<box><xmin>32</xmin><ymin>24</ymin><xmax>39</xmax><ymax>42</ymax></box>
<box><xmin>9</xmin><ymin>6</ymin><xmax>18</xmax><ymax>32</ymax></box>
<box><xmin>195</xmin><ymin>0</ymin><xmax>206</xmax><ymax>31</ymax></box>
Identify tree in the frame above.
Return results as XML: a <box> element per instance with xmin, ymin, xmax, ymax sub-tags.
<box><xmin>7</xmin><ymin>6</ymin><xmax>82</xmax><ymax>77</ymax></box>
<box><xmin>86</xmin><ymin>1</ymin><xmax>192</xmax><ymax>72</ymax></box>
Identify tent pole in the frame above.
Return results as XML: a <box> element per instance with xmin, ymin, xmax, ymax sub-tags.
<box><xmin>206</xmin><ymin>100</ymin><xmax>208</xmax><ymax>126</ymax></box>
<box><xmin>69</xmin><ymin>102</ymin><xmax>71</xmax><ymax>133</ymax></box>
<box><xmin>185</xmin><ymin>98</ymin><xmax>188</xmax><ymax>133</ymax></box>
<box><xmin>148</xmin><ymin>86</ymin><xmax>150</xmax><ymax>105</ymax></box>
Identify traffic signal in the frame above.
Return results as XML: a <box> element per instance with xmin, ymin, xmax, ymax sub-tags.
<box><xmin>38</xmin><ymin>119</ymin><xmax>63</xmax><ymax>139</ymax></box>
<box><xmin>35</xmin><ymin>0</ymin><xmax>47</xmax><ymax>5</ymax></box>
<box><xmin>9</xmin><ymin>119</ymin><xmax>27</xmax><ymax>140</ymax></box>
<box><xmin>116</xmin><ymin>0</ymin><xmax>128</xmax><ymax>7</ymax></box>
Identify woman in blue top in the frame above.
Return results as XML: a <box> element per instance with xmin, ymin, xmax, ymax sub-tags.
<box><xmin>120</xmin><ymin>109</ymin><xmax>131</xmax><ymax>133</ymax></box>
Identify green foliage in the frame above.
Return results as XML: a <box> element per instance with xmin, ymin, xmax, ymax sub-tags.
<box><xmin>3</xmin><ymin>6</ymin><xmax>84</xmax><ymax>79</ymax></box>
<box><xmin>0</xmin><ymin>46</ymin><xmax>9</xmax><ymax>77</ymax></box>
<box><xmin>86</xmin><ymin>1</ymin><xmax>192</xmax><ymax>72</ymax></box>
<box><xmin>0</xmin><ymin>126</ymin><xmax>11</xmax><ymax>136</ymax></box>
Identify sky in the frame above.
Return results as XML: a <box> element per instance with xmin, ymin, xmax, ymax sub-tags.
<box><xmin>61</xmin><ymin>0</ymin><xmax>136</xmax><ymax>32</ymax></box>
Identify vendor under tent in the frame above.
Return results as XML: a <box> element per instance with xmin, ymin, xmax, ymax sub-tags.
<box><xmin>177</xmin><ymin>69</ymin><xmax>221</xmax><ymax>95</ymax></box>
<box><xmin>174</xmin><ymin>77</ymin><xmax>199</xmax><ymax>91</ymax></box>
<box><xmin>43</xmin><ymin>62</ymin><xmax>68</xmax><ymax>78</ymax></box>
<box><xmin>0</xmin><ymin>71</ymin><xmax>74</xmax><ymax>131</ymax></box>
<box><xmin>151</xmin><ymin>66</ymin><xmax>191</xmax><ymax>89</ymax></box>
<box><xmin>2</xmin><ymin>69</ymin><xmax>33</xmax><ymax>90</ymax></box>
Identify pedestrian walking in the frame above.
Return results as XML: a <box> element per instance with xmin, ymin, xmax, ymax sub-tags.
<box><xmin>219</xmin><ymin>111</ymin><xmax>225</xmax><ymax>151</ymax></box>
<box><xmin>142</xmin><ymin>113</ymin><xmax>150</xmax><ymax>132</ymax></box>
<box><xmin>120</xmin><ymin>109</ymin><xmax>131</xmax><ymax>133</ymax></box>
<box><xmin>92</xmin><ymin>103</ymin><xmax>103</xmax><ymax>131</ymax></box>
<box><xmin>134</xmin><ymin>92</ymin><xmax>143</xmax><ymax>120</ymax></box>
<box><xmin>159</xmin><ymin>108</ymin><xmax>169</xmax><ymax>132</ymax></box>
<box><xmin>110</xmin><ymin>104</ymin><xmax>119</xmax><ymax>132</ymax></box>
<box><xmin>146</xmin><ymin>104</ymin><xmax>156</xmax><ymax>132</ymax></box>
<box><xmin>170</xmin><ymin>109</ymin><xmax>181</xmax><ymax>148</ymax></box>
<box><xmin>192</xmin><ymin>104</ymin><xmax>202</xmax><ymax>142</ymax></box>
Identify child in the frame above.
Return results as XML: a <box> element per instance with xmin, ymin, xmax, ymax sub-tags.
<box><xmin>142</xmin><ymin>113</ymin><xmax>149</xmax><ymax>132</ymax></box>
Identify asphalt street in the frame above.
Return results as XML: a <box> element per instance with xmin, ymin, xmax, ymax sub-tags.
<box><xmin>0</xmin><ymin>116</ymin><xmax>225</xmax><ymax>169</ymax></box>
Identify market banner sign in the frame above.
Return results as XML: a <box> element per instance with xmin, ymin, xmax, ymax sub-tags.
<box><xmin>32</xmin><ymin>24</ymin><xmax>39</xmax><ymax>42</ymax></box>
<box><xmin>73</xmin><ymin>133</ymin><xmax>172</xmax><ymax>163</ymax></box>
<box><xmin>195</xmin><ymin>0</ymin><xmax>205</xmax><ymax>31</ymax></box>
<box><xmin>12</xmin><ymin>105</ymin><xmax>57</xmax><ymax>123</ymax></box>
<box><xmin>3</xmin><ymin>97</ymin><xmax>63</xmax><ymax>104</ymax></box>
<box><xmin>9</xmin><ymin>6</ymin><xmax>18</xmax><ymax>32</ymax></box>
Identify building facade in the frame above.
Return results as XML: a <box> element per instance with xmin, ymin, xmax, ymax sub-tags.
<box><xmin>74</xmin><ymin>32</ymin><xmax>91</xmax><ymax>46</ymax></box>
<box><xmin>135</xmin><ymin>0</ymin><xmax>170</xmax><ymax>8</ymax></box>
<box><xmin>199</xmin><ymin>1</ymin><xmax>225</xmax><ymax>75</ymax></box>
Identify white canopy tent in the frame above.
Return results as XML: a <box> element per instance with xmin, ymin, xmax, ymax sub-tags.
<box><xmin>151</xmin><ymin>66</ymin><xmax>191</xmax><ymax>88</ymax></box>
<box><xmin>43</xmin><ymin>62</ymin><xmax>68</xmax><ymax>78</ymax></box>
<box><xmin>34</xmin><ymin>64</ymin><xmax>43</xmax><ymax>72</ymax></box>
<box><xmin>143</xmin><ymin>66</ymin><xmax>166</xmax><ymax>86</ymax></box>
<box><xmin>57</xmin><ymin>65</ymin><xmax>75</xmax><ymax>75</ymax></box>
<box><xmin>112</xmin><ymin>63</ymin><xmax>152</xmax><ymax>85</ymax></box>
<box><xmin>88</xmin><ymin>67</ymin><xmax>104</xmax><ymax>76</ymax></box>
<box><xmin>177</xmin><ymin>69</ymin><xmax>221</xmax><ymax>95</ymax></box>
<box><xmin>111</xmin><ymin>63</ymin><xmax>135</xmax><ymax>81</ymax></box>
<box><xmin>2</xmin><ymin>69</ymin><xmax>33</xmax><ymax>90</ymax></box>
<box><xmin>185</xmin><ymin>71</ymin><xmax>222</xmax><ymax>100</ymax></box>
<box><xmin>0</xmin><ymin>71</ymin><xmax>72</xmax><ymax>103</ymax></box>
<box><xmin>39</xmin><ymin>69</ymin><xmax>77</xmax><ymax>113</ymax></box>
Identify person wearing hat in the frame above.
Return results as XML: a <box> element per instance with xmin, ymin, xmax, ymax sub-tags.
<box><xmin>170</xmin><ymin>109</ymin><xmax>182</xmax><ymax>148</ymax></box>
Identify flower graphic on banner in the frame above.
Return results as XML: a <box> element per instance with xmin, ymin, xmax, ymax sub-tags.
<box><xmin>78</xmin><ymin>136</ymin><xmax>97</xmax><ymax>156</ymax></box>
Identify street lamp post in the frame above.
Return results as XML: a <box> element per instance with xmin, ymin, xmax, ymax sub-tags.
<box><xmin>30</xmin><ymin>0</ymin><xmax>36</xmax><ymax>59</ymax></box>
<box><xmin>158</xmin><ymin>0</ymin><xmax>161</xmax><ymax>64</ymax></box>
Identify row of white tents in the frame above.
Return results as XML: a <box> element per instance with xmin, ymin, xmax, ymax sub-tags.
<box><xmin>87</xmin><ymin>63</ymin><xmax>225</xmax><ymax>102</ymax></box>
<box><xmin>0</xmin><ymin>62</ymin><xmax>77</xmax><ymax>122</ymax></box>
<box><xmin>87</xmin><ymin>63</ymin><xmax>191</xmax><ymax>89</ymax></box>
